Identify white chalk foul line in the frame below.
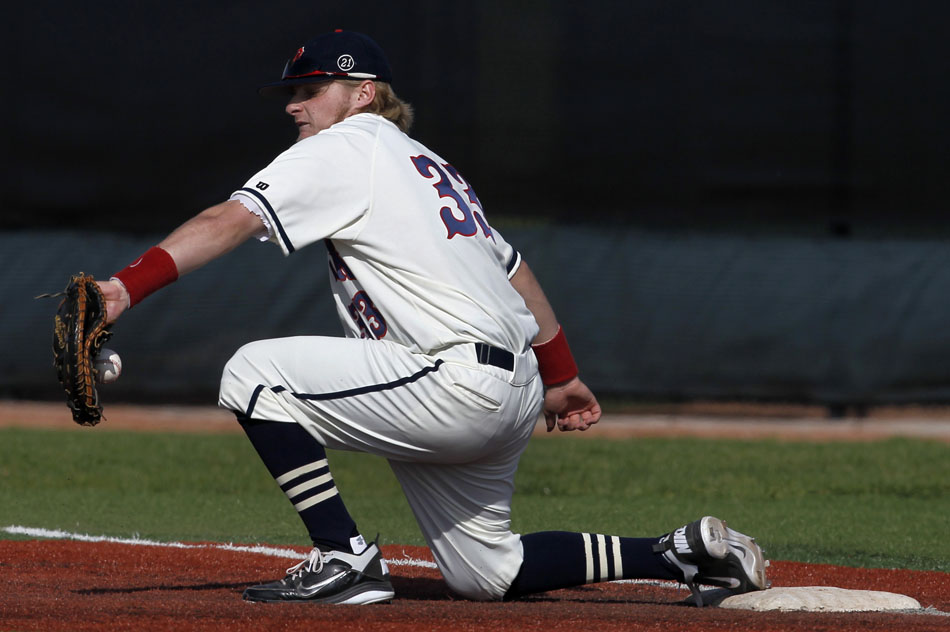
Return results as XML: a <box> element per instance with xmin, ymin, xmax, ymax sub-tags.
<box><xmin>1</xmin><ymin>525</ymin><xmax>684</xmax><ymax>588</ymax></box>
<box><xmin>4</xmin><ymin>527</ymin><xmax>944</xmax><ymax>613</ymax></box>
<box><xmin>2</xmin><ymin>525</ymin><xmax>438</xmax><ymax>568</ymax></box>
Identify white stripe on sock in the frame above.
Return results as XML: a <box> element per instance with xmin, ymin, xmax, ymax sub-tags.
<box><xmin>611</xmin><ymin>535</ymin><xmax>623</xmax><ymax>579</ymax></box>
<box><xmin>275</xmin><ymin>459</ymin><xmax>328</xmax><ymax>486</ymax></box>
<box><xmin>596</xmin><ymin>534</ymin><xmax>608</xmax><ymax>582</ymax></box>
<box><xmin>583</xmin><ymin>533</ymin><xmax>594</xmax><ymax>583</ymax></box>
<box><xmin>284</xmin><ymin>472</ymin><xmax>334</xmax><ymax>500</ymax></box>
<box><xmin>293</xmin><ymin>487</ymin><xmax>339</xmax><ymax>512</ymax></box>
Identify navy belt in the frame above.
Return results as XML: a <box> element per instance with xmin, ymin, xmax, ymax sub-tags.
<box><xmin>474</xmin><ymin>343</ymin><xmax>514</xmax><ymax>371</ymax></box>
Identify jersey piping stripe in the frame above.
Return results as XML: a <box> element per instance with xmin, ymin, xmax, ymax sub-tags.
<box><xmin>239</xmin><ymin>187</ymin><xmax>295</xmax><ymax>253</ymax></box>
<box><xmin>290</xmin><ymin>359</ymin><xmax>445</xmax><ymax>402</ymax></box>
<box><xmin>240</xmin><ymin>384</ymin><xmax>282</xmax><ymax>422</ymax></box>
<box><xmin>241</xmin><ymin>360</ymin><xmax>445</xmax><ymax>419</ymax></box>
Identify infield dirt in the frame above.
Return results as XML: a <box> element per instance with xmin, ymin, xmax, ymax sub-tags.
<box><xmin>1</xmin><ymin>539</ymin><xmax>947</xmax><ymax>632</ymax></box>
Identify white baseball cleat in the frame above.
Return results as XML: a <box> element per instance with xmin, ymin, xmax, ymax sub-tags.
<box><xmin>654</xmin><ymin>516</ymin><xmax>770</xmax><ymax>607</ymax></box>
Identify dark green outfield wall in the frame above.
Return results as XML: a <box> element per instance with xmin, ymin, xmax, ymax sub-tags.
<box><xmin>9</xmin><ymin>227</ymin><xmax>950</xmax><ymax>407</ymax></box>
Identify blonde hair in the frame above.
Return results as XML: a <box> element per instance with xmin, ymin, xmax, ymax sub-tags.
<box><xmin>361</xmin><ymin>82</ymin><xmax>415</xmax><ymax>133</ymax></box>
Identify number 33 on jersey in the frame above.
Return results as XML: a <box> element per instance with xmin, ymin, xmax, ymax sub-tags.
<box><xmin>330</xmin><ymin>152</ymin><xmax>494</xmax><ymax>340</ymax></box>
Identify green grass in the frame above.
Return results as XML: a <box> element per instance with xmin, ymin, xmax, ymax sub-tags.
<box><xmin>0</xmin><ymin>428</ymin><xmax>947</xmax><ymax>572</ymax></box>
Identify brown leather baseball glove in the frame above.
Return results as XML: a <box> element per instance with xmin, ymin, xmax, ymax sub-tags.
<box><xmin>49</xmin><ymin>273</ymin><xmax>114</xmax><ymax>425</ymax></box>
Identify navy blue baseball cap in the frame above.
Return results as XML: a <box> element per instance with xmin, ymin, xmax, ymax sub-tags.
<box><xmin>259</xmin><ymin>30</ymin><xmax>392</xmax><ymax>96</ymax></box>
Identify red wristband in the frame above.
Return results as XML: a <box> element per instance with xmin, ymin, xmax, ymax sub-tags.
<box><xmin>112</xmin><ymin>246</ymin><xmax>179</xmax><ymax>308</ymax></box>
<box><xmin>532</xmin><ymin>325</ymin><xmax>579</xmax><ymax>386</ymax></box>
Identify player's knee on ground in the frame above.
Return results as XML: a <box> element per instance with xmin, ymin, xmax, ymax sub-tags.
<box><xmin>441</xmin><ymin>573</ymin><xmax>505</xmax><ymax>601</ymax></box>
<box><xmin>438</xmin><ymin>561</ymin><xmax>517</xmax><ymax>601</ymax></box>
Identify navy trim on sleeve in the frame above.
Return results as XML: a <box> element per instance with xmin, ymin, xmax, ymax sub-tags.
<box><xmin>240</xmin><ymin>187</ymin><xmax>296</xmax><ymax>253</ymax></box>
<box><xmin>506</xmin><ymin>250</ymin><xmax>522</xmax><ymax>277</ymax></box>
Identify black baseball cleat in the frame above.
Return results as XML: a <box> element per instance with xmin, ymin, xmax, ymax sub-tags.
<box><xmin>654</xmin><ymin>516</ymin><xmax>770</xmax><ymax>607</ymax></box>
<box><xmin>243</xmin><ymin>542</ymin><xmax>395</xmax><ymax>604</ymax></box>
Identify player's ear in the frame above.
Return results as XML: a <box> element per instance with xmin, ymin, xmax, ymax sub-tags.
<box><xmin>355</xmin><ymin>80</ymin><xmax>376</xmax><ymax>107</ymax></box>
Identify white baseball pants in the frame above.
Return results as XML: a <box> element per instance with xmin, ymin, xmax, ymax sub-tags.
<box><xmin>218</xmin><ymin>336</ymin><xmax>543</xmax><ymax>599</ymax></box>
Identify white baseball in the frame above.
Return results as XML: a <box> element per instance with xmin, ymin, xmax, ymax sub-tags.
<box><xmin>94</xmin><ymin>348</ymin><xmax>122</xmax><ymax>384</ymax></box>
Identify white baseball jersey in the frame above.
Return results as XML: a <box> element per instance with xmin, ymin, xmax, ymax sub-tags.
<box><xmin>231</xmin><ymin>112</ymin><xmax>539</xmax><ymax>355</ymax></box>
<box><xmin>220</xmin><ymin>112</ymin><xmax>546</xmax><ymax>600</ymax></box>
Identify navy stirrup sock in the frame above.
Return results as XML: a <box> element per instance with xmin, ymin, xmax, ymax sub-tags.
<box><xmin>239</xmin><ymin>418</ymin><xmax>360</xmax><ymax>552</ymax></box>
<box><xmin>506</xmin><ymin>531</ymin><xmax>678</xmax><ymax>598</ymax></box>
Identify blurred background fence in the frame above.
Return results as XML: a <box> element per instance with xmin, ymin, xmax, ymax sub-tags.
<box><xmin>4</xmin><ymin>1</ymin><xmax>950</xmax><ymax>408</ymax></box>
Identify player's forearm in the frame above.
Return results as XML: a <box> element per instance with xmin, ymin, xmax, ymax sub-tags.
<box><xmin>110</xmin><ymin>200</ymin><xmax>263</xmax><ymax>312</ymax></box>
<box><xmin>509</xmin><ymin>260</ymin><xmax>560</xmax><ymax>345</ymax></box>
<box><xmin>511</xmin><ymin>259</ymin><xmax>580</xmax><ymax>386</ymax></box>
<box><xmin>159</xmin><ymin>200</ymin><xmax>262</xmax><ymax>276</ymax></box>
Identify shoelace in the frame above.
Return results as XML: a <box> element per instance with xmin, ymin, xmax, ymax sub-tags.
<box><xmin>286</xmin><ymin>548</ymin><xmax>325</xmax><ymax>577</ymax></box>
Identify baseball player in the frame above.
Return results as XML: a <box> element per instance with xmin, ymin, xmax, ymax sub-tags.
<box><xmin>98</xmin><ymin>30</ymin><xmax>768</xmax><ymax>605</ymax></box>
